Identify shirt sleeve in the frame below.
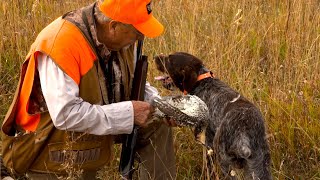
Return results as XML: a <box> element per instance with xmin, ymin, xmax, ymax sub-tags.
<box><xmin>144</xmin><ymin>81</ymin><xmax>161</xmax><ymax>104</ymax></box>
<box><xmin>36</xmin><ymin>52</ymin><xmax>134</xmax><ymax>135</ymax></box>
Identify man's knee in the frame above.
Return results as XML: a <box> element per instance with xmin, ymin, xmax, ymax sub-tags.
<box><xmin>136</xmin><ymin>123</ymin><xmax>176</xmax><ymax>180</ymax></box>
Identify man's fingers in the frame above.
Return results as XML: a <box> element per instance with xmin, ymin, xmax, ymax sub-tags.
<box><xmin>168</xmin><ymin>118</ymin><xmax>178</xmax><ymax>127</ymax></box>
<box><xmin>163</xmin><ymin>117</ymin><xmax>177</xmax><ymax>127</ymax></box>
<box><xmin>132</xmin><ymin>101</ymin><xmax>153</xmax><ymax>128</ymax></box>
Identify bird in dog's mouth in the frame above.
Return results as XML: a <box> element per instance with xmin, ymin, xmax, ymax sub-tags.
<box><xmin>151</xmin><ymin>95</ymin><xmax>209</xmax><ymax>145</ymax></box>
<box><xmin>153</xmin><ymin>75</ymin><xmax>209</xmax><ymax>145</ymax></box>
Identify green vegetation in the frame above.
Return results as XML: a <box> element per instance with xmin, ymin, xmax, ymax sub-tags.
<box><xmin>1</xmin><ymin>0</ymin><xmax>319</xmax><ymax>179</ymax></box>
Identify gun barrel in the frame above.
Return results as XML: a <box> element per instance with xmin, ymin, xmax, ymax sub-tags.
<box><xmin>119</xmin><ymin>40</ymin><xmax>148</xmax><ymax>180</ymax></box>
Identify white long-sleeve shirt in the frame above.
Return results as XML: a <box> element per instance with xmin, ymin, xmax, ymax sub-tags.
<box><xmin>37</xmin><ymin>52</ymin><xmax>160</xmax><ymax>135</ymax></box>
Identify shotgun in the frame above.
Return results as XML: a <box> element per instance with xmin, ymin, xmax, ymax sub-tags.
<box><xmin>119</xmin><ymin>40</ymin><xmax>148</xmax><ymax>179</ymax></box>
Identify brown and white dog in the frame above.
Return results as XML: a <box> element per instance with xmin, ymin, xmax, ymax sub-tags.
<box><xmin>154</xmin><ymin>52</ymin><xmax>272</xmax><ymax>180</ymax></box>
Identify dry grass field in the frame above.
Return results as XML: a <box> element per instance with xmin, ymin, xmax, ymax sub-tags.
<box><xmin>0</xmin><ymin>0</ymin><xmax>319</xmax><ymax>179</ymax></box>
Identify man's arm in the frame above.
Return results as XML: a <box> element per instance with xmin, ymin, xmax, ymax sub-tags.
<box><xmin>37</xmin><ymin>52</ymin><xmax>134</xmax><ymax>135</ymax></box>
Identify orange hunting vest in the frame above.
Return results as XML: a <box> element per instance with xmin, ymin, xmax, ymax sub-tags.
<box><xmin>16</xmin><ymin>17</ymin><xmax>100</xmax><ymax>131</ymax></box>
<box><xmin>1</xmin><ymin>17</ymin><xmax>114</xmax><ymax>174</ymax></box>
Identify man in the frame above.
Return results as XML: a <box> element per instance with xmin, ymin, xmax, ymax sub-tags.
<box><xmin>1</xmin><ymin>0</ymin><xmax>176</xmax><ymax>179</ymax></box>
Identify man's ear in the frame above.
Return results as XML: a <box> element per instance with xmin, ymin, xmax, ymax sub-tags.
<box><xmin>108</xmin><ymin>20</ymin><xmax>118</xmax><ymax>35</ymax></box>
<box><xmin>182</xmin><ymin>68</ymin><xmax>198</xmax><ymax>93</ymax></box>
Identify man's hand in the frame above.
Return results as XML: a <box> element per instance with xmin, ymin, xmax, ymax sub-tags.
<box><xmin>163</xmin><ymin>117</ymin><xmax>178</xmax><ymax>127</ymax></box>
<box><xmin>132</xmin><ymin>101</ymin><xmax>154</xmax><ymax>128</ymax></box>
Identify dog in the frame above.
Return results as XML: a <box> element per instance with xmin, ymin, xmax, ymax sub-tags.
<box><xmin>154</xmin><ymin>52</ymin><xmax>272</xmax><ymax>180</ymax></box>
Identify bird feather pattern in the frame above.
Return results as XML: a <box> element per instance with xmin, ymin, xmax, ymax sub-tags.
<box><xmin>152</xmin><ymin>95</ymin><xmax>209</xmax><ymax>127</ymax></box>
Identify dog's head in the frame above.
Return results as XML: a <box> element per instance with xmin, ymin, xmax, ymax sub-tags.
<box><xmin>154</xmin><ymin>52</ymin><xmax>204</xmax><ymax>93</ymax></box>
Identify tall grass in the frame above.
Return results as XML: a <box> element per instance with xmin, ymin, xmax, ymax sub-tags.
<box><xmin>1</xmin><ymin>0</ymin><xmax>319</xmax><ymax>179</ymax></box>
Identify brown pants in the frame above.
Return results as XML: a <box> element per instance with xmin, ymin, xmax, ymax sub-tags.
<box><xmin>27</xmin><ymin>123</ymin><xmax>176</xmax><ymax>180</ymax></box>
<box><xmin>136</xmin><ymin>123</ymin><xmax>176</xmax><ymax>180</ymax></box>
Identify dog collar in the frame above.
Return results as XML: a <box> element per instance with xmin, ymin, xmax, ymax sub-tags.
<box><xmin>183</xmin><ymin>72</ymin><xmax>214</xmax><ymax>95</ymax></box>
<box><xmin>197</xmin><ymin>72</ymin><xmax>214</xmax><ymax>81</ymax></box>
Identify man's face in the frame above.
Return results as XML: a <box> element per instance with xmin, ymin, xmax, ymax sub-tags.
<box><xmin>110</xmin><ymin>23</ymin><xmax>145</xmax><ymax>51</ymax></box>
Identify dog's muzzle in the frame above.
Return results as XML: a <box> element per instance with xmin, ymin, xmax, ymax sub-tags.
<box><xmin>155</xmin><ymin>76</ymin><xmax>175</xmax><ymax>90</ymax></box>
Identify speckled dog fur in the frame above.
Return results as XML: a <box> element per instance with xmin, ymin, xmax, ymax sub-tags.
<box><xmin>154</xmin><ymin>52</ymin><xmax>272</xmax><ymax>180</ymax></box>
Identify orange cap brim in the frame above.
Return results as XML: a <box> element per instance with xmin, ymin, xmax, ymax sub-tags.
<box><xmin>133</xmin><ymin>16</ymin><xmax>164</xmax><ymax>38</ymax></box>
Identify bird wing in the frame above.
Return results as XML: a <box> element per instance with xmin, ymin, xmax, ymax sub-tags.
<box><xmin>152</xmin><ymin>95</ymin><xmax>209</xmax><ymax>127</ymax></box>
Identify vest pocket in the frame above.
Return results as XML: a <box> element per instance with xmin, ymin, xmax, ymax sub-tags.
<box><xmin>28</xmin><ymin>137</ymin><xmax>113</xmax><ymax>173</ymax></box>
<box><xmin>1</xmin><ymin>132</ymin><xmax>34</xmax><ymax>175</ymax></box>
<box><xmin>48</xmin><ymin>141</ymin><xmax>102</xmax><ymax>164</ymax></box>
<box><xmin>1</xmin><ymin>123</ymin><xmax>54</xmax><ymax>175</ymax></box>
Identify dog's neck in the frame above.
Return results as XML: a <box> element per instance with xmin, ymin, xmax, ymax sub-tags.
<box><xmin>183</xmin><ymin>66</ymin><xmax>215</xmax><ymax>95</ymax></box>
<box><xmin>197</xmin><ymin>66</ymin><xmax>214</xmax><ymax>81</ymax></box>
<box><xmin>198</xmin><ymin>66</ymin><xmax>210</xmax><ymax>74</ymax></box>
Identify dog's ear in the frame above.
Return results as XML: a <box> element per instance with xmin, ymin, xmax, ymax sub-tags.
<box><xmin>182</xmin><ymin>68</ymin><xmax>198</xmax><ymax>93</ymax></box>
